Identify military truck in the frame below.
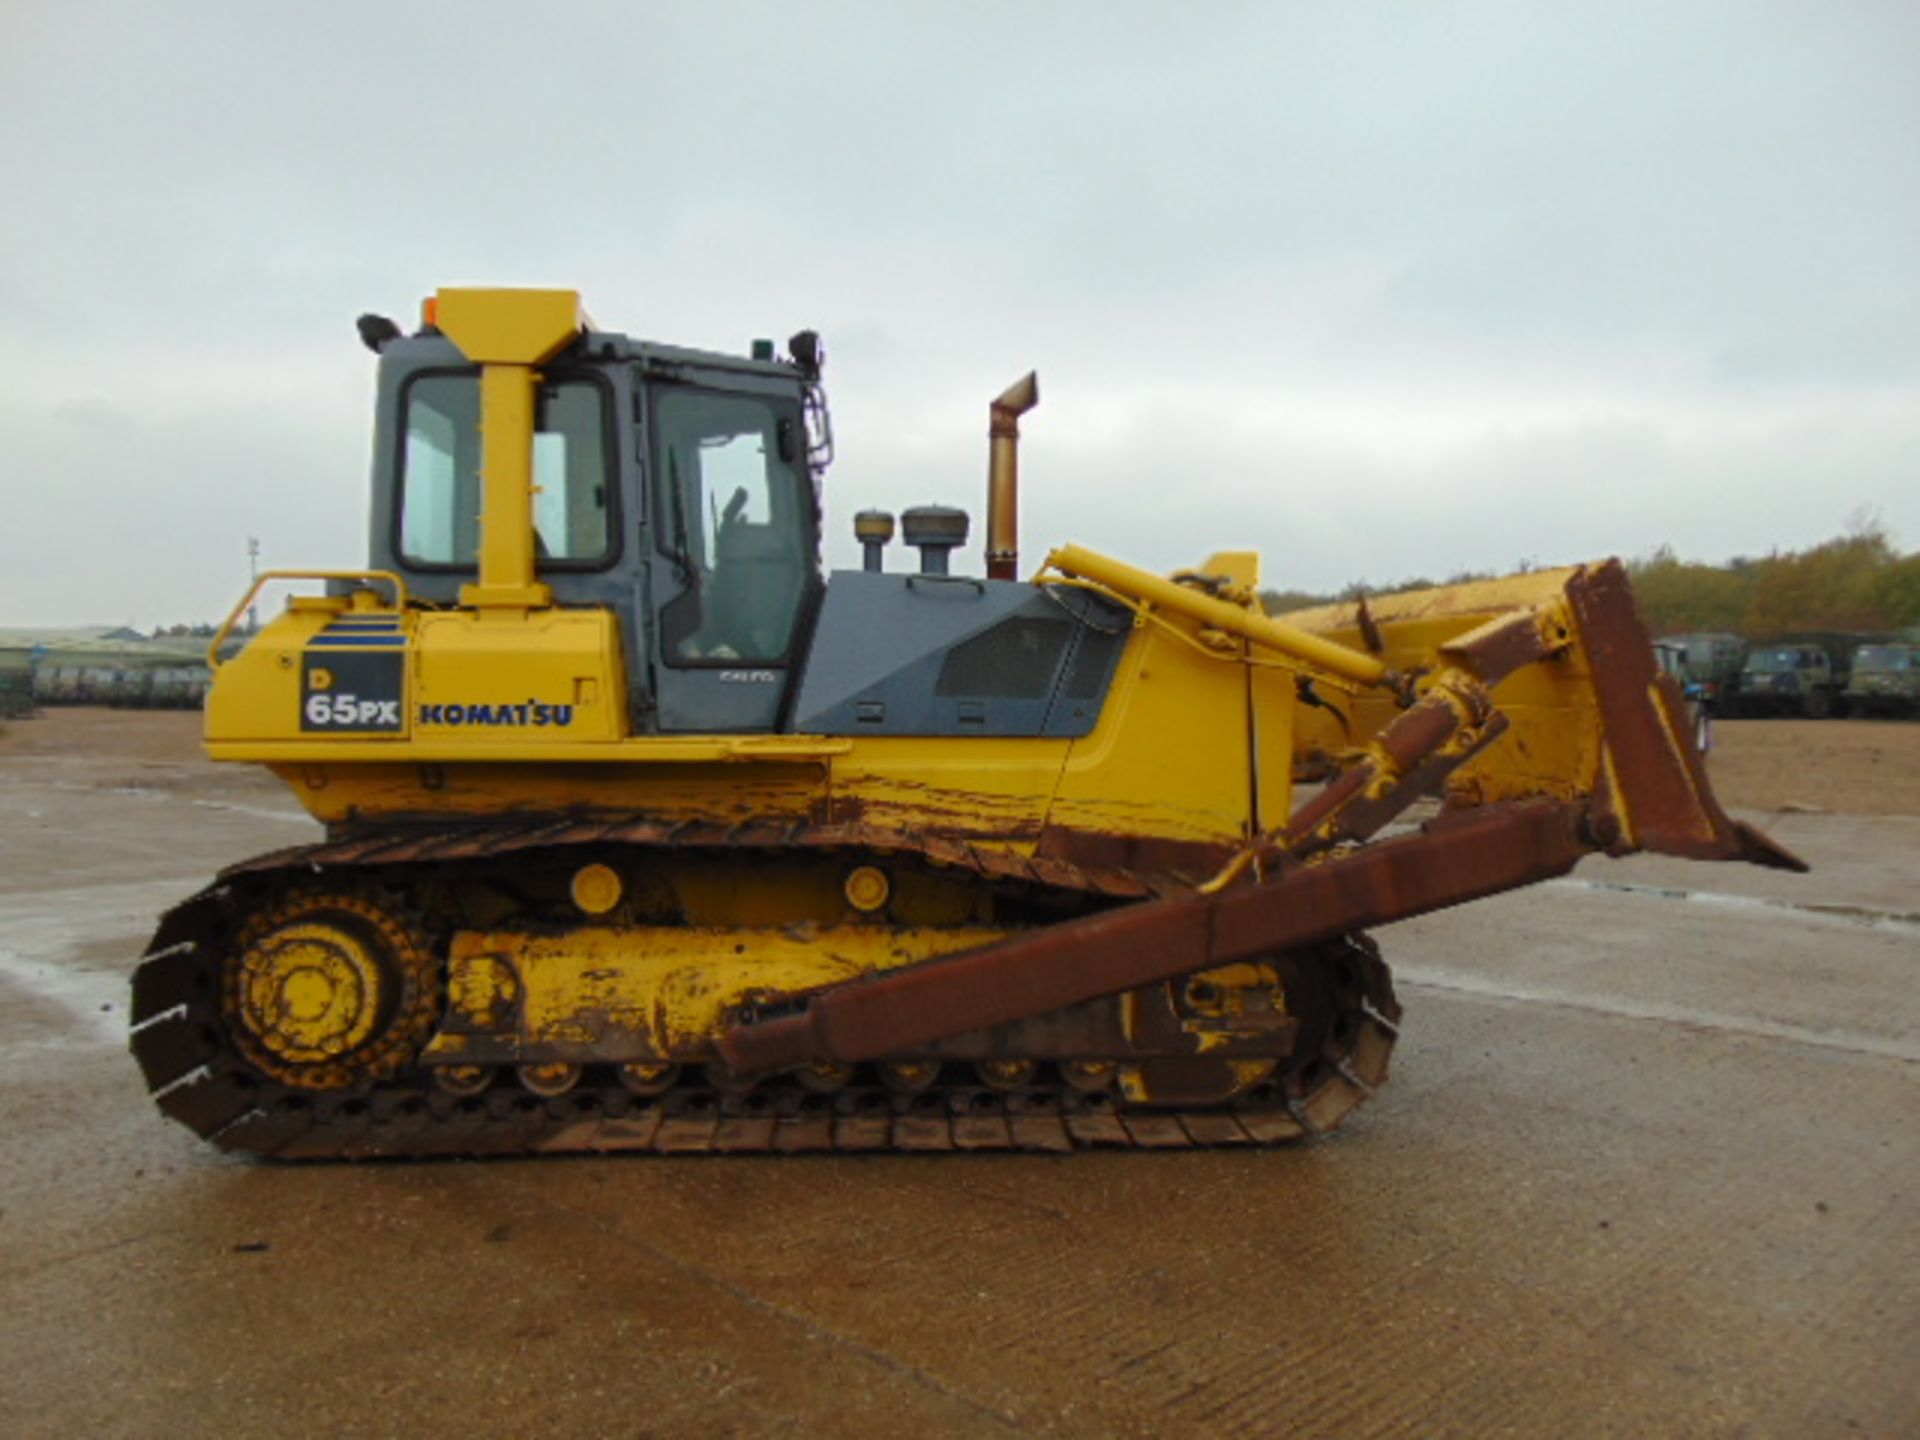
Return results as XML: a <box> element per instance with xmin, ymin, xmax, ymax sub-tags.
<box><xmin>1738</xmin><ymin>635</ymin><xmax>1857</xmax><ymax>719</ymax></box>
<box><xmin>1653</xmin><ymin>640</ymin><xmax>1712</xmax><ymax>749</ymax></box>
<box><xmin>1845</xmin><ymin>642</ymin><xmax>1920</xmax><ymax>718</ymax></box>
<box><xmin>1655</xmin><ymin>631</ymin><xmax>1746</xmax><ymax>716</ymax></box>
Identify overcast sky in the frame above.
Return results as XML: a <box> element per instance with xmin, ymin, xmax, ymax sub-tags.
<box><xmin>3</xmin><ymin>1</ymin><xmax>1916</xmax><ymax>626</ymax></box>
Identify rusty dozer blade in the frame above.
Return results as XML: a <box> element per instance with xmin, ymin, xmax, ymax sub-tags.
<box><xmin>719</xmin><ymin>557</ymin><xmax>1803</xmax><ymax>1074</ymax></box>
<box><xmin>1276</xmin><ymin>558</ymin><xmax>1804</xmax><ymax>872</ymax></box>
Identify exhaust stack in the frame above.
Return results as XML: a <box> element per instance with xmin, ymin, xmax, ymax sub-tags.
<box><xmin>985</xmin><ymin>372</ymin><xmax>1039</xmax><ymax>581</ymax></box>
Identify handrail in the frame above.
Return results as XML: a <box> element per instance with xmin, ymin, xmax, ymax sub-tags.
<box><xmin>208</xmin><ymin>569</ymin><xmax>409</xmax><ymax>669</ymax></box>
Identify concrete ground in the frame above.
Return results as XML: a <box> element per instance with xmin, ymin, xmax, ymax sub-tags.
<box><xmin>0</xmin><ymin>713</ymin><xmax>1915</xmax><ymax>1438</ymax></box>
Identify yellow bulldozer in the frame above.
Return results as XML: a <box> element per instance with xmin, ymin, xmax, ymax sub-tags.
<box><xmin>131</xmin><ymin>288</ymin><xmax>1801</xmax><ymax>1157</ymax></box>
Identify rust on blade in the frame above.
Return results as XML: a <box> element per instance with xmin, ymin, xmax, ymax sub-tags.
<box><xmin>1280</xmin><ymin>687</ymin><xmax>1506</xmax><ymax>856</ymax></box>
<box><xmin>1320</xmin><ymin>712</ymin><xmax>1510</xmax><ymax>849</ymax></box>
<box><xmin>718</xmin><ymin>801</ymin><xmax>1591</xmax><ymax>1071</ymax></box>
<box><xmin>1438</xmin><ymin>609</ymin><xmax>1556</xmax><ymax>683</ymax></box>
<box><xmin>1354</xmin><ymin>594</ymin><xmax>1385</xmax><ymax>654</ymax></box>
<box><xmin>1568</xmin><ymin>561</ymin><xmax>1806</xmax><ymax>872</ymax></box>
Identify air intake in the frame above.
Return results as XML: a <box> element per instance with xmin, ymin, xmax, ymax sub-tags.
<box><xmin>900</xmin><ymin>505</ymin><xmax>970</xmax><ymax>576</ymax></box>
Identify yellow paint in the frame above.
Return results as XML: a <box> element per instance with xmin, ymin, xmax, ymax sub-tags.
<box><xmin>1282</xmin><ymin>568</ymin><xmax>1604</xmax><ymax>810</ymax></box>
<box><xmin>208</xmin><ymin>569</ymin><xmax>408</xmax><ymax>670</ymax></box>
<box><xmin>235</xmin><ymin>920</ymin><xmax>384</xmax><ymax>1065</ymax></box>
<box><xmin>1197</xmin><ymin>551</ymin><xmax>1260</xmax><ymax>594</ymax></box>
<box><xmin>432</xmin><ymin>289</ymin><xmax>587</xmax><ymax>613</ymax></box>
<box><xmin>843</xmin><ymin>866</ymin><xmax>890</xmax><ymax>913</ymax></box>
<box><xmin>206</xmin><ymin>598</ymin><xmax>628</xmax><ymax>748</ymax></box>
<box><xmin>259</xmin><ymin>757</ymin><xmax>832</xmax><ymax>827</ymax></box>
<box><xmin>1049</xmin><ymin>543</ymin><xmax>1388</xmax><ymax>688</ymax></box>
<box><xmin>1049</xmin><ymin>605</ymin><xmax>1279</xmax><ymax>852</ymax></box>
<box><xmin>433</xmin><ymin>288</ymin><xmax>585</xmax><ymax>367</ymax></box>
<box><xmin>461</xmin><ymin>364</ymin><xmax>551</xmax><ymax>608</ymax></box>
<box><xmin>411</xmin><ymin>608</ymin><xmax>626</xmax><ymax>743</ymax></box>
<box><xmin>425</xmin><ymin>922</ymin><xmax>1014</xmax><ymax>1063</ymax></box>
<box><xmin>570</xmin><ymin>863</ymin><xmax>623</xmax><ymax>916</ymax></box>
<box><xmin>825</xmin><ymin>735</ymin><xmax>1069</xmax><ymax>838</ymax></box>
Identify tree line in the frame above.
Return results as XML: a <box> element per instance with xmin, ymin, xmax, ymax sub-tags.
<box><xmin>1263</xmin><ymin>525</ymin><xmax>1920</xmax><ymax>638</ymax></box>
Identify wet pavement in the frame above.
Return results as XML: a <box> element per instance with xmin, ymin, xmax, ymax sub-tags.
<box><xmin>1</xmin><ymin>721</ymin><xmax>1916</xmax><ymax>1438</ymax></box>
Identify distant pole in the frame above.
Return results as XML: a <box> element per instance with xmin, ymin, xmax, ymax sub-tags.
<box><xmin>247</xmin><ymin>537</ymin><xmax>261</xmax><ymax>633</ymax></box>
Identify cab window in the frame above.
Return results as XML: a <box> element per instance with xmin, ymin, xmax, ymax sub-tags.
<box><xmin>398</xmin><ymin>373</ymin><xmax>613</xmax><ymax>568</ymax></box>
<box><xmin>655</xmin><ymin>389</ymin><xmax>812</xmax><ymax>665</ymax></box>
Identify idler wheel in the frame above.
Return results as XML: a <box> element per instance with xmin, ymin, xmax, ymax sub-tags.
<box><xmin>223</xmin><ymin>889</ymin><xmax>439</xmax><ymax>1091</ymax></box>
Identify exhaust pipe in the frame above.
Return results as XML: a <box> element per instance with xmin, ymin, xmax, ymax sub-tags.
<box><xmin>985</xmin><ymin>371</ymin><xmax>1039</xmax><ymax>581</ymax></box>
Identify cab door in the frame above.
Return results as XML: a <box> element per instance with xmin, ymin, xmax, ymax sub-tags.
<box><xmin>645</xmin><ymin>383</ymin><xmax>821</xmax><ymax>732</ymax></box>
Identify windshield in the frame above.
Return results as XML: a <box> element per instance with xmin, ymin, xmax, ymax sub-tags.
<box><xmin>1745</xmin><ymin>648</ymin><xmax>1822</xmax><ymax>674</ymax></box>
<box><xmin>655</xmin><ymin>389</ymin><xmax>812</xmax><ymax>664</ymax></box>
<box><xmin>1855</xmin><ymin>646</ymin><xmax>1914</xmax><ymax>671</ymax></box>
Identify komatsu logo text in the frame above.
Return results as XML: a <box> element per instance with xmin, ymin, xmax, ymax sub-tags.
<box><xmin>417</xmin><ymin>701</ymin><xmax>575</xmax><ymax>728</ymax></box>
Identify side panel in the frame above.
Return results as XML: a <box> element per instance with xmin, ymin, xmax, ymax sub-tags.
<box><xmin>267</xmin><ymin>759</ymin><xmax>832</xmax><ymax>828</ymax></box>
<box><xmin>207</xmin><ymin>607</ymin><xmax>360</xmax><ymax>743</ymax></box>
<box><xmin>411</xmin><ymin>611</ymin><xmax>626</xmax><ymax>744</ymax></box>
<box><xmin>1046</xmin><ymin>621</ymin><xmax>1269</xmax><ymax>864</ymax></box>
<box><xmin>208</xmin><ymin>605</ymin><xmax>630</xmax><ymax>750</ymax></box>
<box><xmin>790</xmin><ymin>571</ymin><xmax>1126</xmax><ymax>737</ymax></box>
<box><xmin>825</xmin><ymin>736</ymin><xmax>1071</xmax><ymax>840</ymax></box>
<box><xmin>1250</xmin><ymin>657</ymin><xmax>1296</xmax><ymax>835</ymax></box>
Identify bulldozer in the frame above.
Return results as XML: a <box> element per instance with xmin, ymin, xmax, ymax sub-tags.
<box><xmin>131</xmin><ymin>288</ymin><xmax>1802</xmax><ymax>1158</ymax></box>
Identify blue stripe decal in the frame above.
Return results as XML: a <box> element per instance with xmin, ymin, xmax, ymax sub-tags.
<box><xmin>323</xmin><ymin>623</ymin><xmax>403</xmax><ymax>632</ymax></box>
<box><xmin>309</xmin><ymin>636</ymin><xmax>408</xmax><ymax>648</ymax></box>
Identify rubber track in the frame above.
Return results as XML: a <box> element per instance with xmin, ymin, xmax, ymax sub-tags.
<box><xmin>130</xmin><ymin>852</ymin><xmax>1402</xmax><ymax>1160</ymax></box>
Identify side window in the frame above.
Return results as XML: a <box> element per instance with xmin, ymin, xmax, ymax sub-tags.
<box><xmin>397</xmin><ymin>372</ymin><xmax>613</xmax><ymax>569</ymax></box>
<box><xmin>399</xmin><ymin>376</ymin><xmax>479</xmax><ymax>565</ymax></box>
<box><xmin>656</xmin><ymin>390</ymin><xmax>812</xmax><ymax>665</ymax></box>
<box><xmin>532</xmin><ymin>381</ymin><xmax>610</xmax><ymax>561</ymax></box>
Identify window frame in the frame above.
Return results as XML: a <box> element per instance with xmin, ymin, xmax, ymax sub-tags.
<box><xmin>391</xmin><ymin>365</ymin><xmax>624</xmax><ymax>575</ymax></box>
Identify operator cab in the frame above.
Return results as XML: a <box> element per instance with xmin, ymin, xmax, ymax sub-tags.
<box><xmin>362</xmin><ymin>315</ymin><xmax>828</xmax><ymax>734</ymax></box>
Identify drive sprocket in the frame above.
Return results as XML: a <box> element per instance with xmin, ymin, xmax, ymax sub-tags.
<box><xmin>221</xmin><ymin>888</ymin><xmax>440</xmax><ymax>1090</ymax></box>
